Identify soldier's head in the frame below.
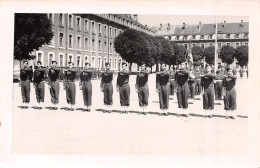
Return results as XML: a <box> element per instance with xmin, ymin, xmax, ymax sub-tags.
<box><xmin>85</xmin><ymin>62</ymin><xmax>90</xmax><ymax>69</ymax></box>
<box><xmin>140</xmin><ymin>62</ymin><xmax>146</xmax><ymax>71</ymax></box>
<box><xmin>194</xmin><ymin>65</ymin><xmax>199</xmax><ymax>70</ymax></box>
<box><xmin>205</xmin><ymin>64</ymin><xmax>212</xmax><ymax>73</ymax></box>
<box><xmin>160</xmin><ymin>62</ymin><xmax>166</xmax><ymax>71</ymax></box>
<box><xmin>218</xmin><ymin>65</ymin><xmax>222</xmax><ymax>71</ymax></box>
<box><xmin>226</xmin><ymin>67</ymin><xmax>233</xmax><ymax>75</ymax></box>
<box><xmin>68</xmin><ymin>62</ymin><xmax>74</xmax><ymax>68</ymax></box>
<box><xmin>105</xmin><ymin>62</ymin><xmax>110</xmax><ymax>70</ymax></box>
<box><xmin>37</xmin><ymin>61</ymin><xmax>42</xmax><ymax>67</ymax></box>
<box><xmin>23</xmin><ymin>60</ymin><xmax>28</xmax><ymax>68</ymax></box>
<box><xmin>122</xmin><ymin>62</ymin><xmax>127</xmax><ymax>70</ymax></box>
<box><xmin>51</xmin><ymin>61</ymin><xmax>57</xmax><ymax>67</ymax></box>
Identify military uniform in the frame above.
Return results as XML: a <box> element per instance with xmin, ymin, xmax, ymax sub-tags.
<box><xmin>100</xmin><ymin>70</ymin><xmax>114</xmax><ymax>105</ymax></box>
<box><xmin>48</xmin><ymin>67</ymin><xmax>60</xmax><ymax>104</ymax></box>
<box><xmin>215</xmin><ymin>70</ymin><xmax>224</xmax><ymax>100</ymax></box>
<box><xmin>33</xmin><ymin>67</ymin><xmax>46</xmax><ymax>103</ymax></box>
<box><xmin>136</xmin><ymin>70</ymin><xmax>149</xmax><ymax>107</ymax></box>
<box><xmin>188</xmin><ymin>70</ymin><xmax>196</xmax><ymax>99</ymax></box>
<box><xmin>64</xmin><ymin>68</ymin><xmax>77</xmax><ymax>105</ymax></box>
<box><xmin>117</xmin><ymin>70</ymin><xmax>131</xmax><ymax>106</ymax></box>
<box><xmin>223</xmin><ymin>75</ymin><xmax>237</xmax><ymax>110</ymax></box>
<box><xmin>175</xmin><ymin>69</ymin><xmax>190</xmax><ymax>109</ymax></box>
<box><xmin>156</xmin><ymin>70</ymin><xmax>170</xmax><ymax>109</ymax></box>
<box><xmin>169</xmin><ymin>70</ymin><xmax>176</xmax><ymax>95</ymax></box>
<box><xmin>79</xmin><ymin>69</ymin><xmax>93</xmax><ymax>106</ymax></box>
<box><xmin>20</xmin><ymin>67</ymin><xmax>33</xmax><ymax>103</ymax></box>
<box><xmin>201</xmin><ymin>73</ymin><xmax>216</xmax><ymax>109</ymax></box>
<box><xmin>194</xmin><ymin>69</ymin><xmax>202</xmax><ymax>95</ymax></box>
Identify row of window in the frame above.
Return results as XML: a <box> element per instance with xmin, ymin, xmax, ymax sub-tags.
<box><xmin>36</xmin><ymin>51</ymin><xmax>122</xmax><ymax>69</ymax></box>
<box><xmin>182</xmin><ymin>42</ymin><xmax>248</xmax><ymax>50</ymax></box>
<box><xmin>48</xmin><ymin>13</ymin><xmax>122</xmax><ymax>37</ymax></box>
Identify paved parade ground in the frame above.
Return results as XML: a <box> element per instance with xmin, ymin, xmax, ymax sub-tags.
<box><xmin>12</xmin><ymin>74</ymin><xmax>249</xmax><ymax>156</ymax></box>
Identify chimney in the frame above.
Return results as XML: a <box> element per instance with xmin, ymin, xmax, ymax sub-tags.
<box><xmin>198</xmin><ymin>21</ymin><xmax>202</xmax><ymax>29</ymax></box>
<box><xmin>240</xmin><ymin>20</ymin><xmax>244</xmax><ymax>27</ymax></box>
<box><xmin>182</xmin><ymin>22</ymin><xmax>185</xmax><ymax>29</ymax></box>
<box><xmin>145</xmin><ymin>24</ymin><xmax>147</xmax><ymax>27</ymax></box>
<box><xmin>167</xmin><ymin>23</ymin><xmax>170</xmax><ymax>30</ymax></box>
<box><xmin>133</xmin><ymin>14</ymin><xmax>138</xmax><ymax>21</ymax></box>
<box><xmin>223</xmin><ymin>21</ymin><xmax>226</xmax><ymax>27</ymax></box>
<box><xmin>160</xmin><ymin>23</ymin><xmax>162</xmax><ymax>28</ymax></box>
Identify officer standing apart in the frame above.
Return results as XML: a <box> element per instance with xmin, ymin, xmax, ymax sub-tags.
<box><xmin>63</xmin><ymin>62</ymin><xmax>77</xmax><ymax>111</ymax></box>
<box><xmin>215</xmin><ymin>65</ymin><xmax>224</xmax><ymax>100</ymax></box>
<box><xmin>19</xmin><ymin>60</ymin><xmax>33</xmax><ymax>109</ymax></box>
<box><xmin>79</xmin><ymin>62</ymin><xmax>93</xmax><ymax>112</ymax></box>
<box><xmin>188</xmin><ymin>66</ymin><xmax>196</xmax><ymax>99</ymax></box>
<box><xmin>135</xmin><ymin>62</ymin><xmax>149</xmax><ymax>115</ymax></box>
<box><xmin>194</xmin><ymin>65</ymin><xmax>202</xmax><ymax>95</ymax></box>
<box><xmin>100</xmin><ymin>62</ymin><xmax>114</xmax><ymax>113</ymax></box>
<box><xmin>33</xmin><ymin>61</ymin><xmax>47</xmax><ymax>109</ymax></box>
<box><xmin>201</xmin><ymin>64</ymin><xmax>216</xmax><ymax>118</ymax></box>
<box><xmin>116</xmin><ymin>62</ymin><xmax>131</xmax><ymax>114</ymax></box>
<box><xmin>156</xmin><ymin>62</ymin><xmax>170</xmax><ymax>116</ymax></box>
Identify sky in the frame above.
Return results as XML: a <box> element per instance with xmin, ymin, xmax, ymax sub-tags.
<box><xmin>138</xmin><ymin>14</ymin><xmax>249</xmax><ymax>27</ymax></box>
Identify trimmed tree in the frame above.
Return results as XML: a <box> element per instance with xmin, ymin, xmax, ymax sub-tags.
<box><xmin>173</xmin><ymin>44</ymin><xmax>187</xmax><ymax>65</ymax></box>
<box><xmin>219</xmin><ymin>45</ymin><xmax>236</xmax><ymax>66</ymax></box>
<box><xmin>234</xmin><ymin>45</ymin><xmax>248</xmax><ymax>67</ymax></box>
<box><xmin>157</xmin><ymin>37</ymin><xmax>174</xmax><ymax>65</ymax></box>
<box><xmin>203</xmin><ymin>46</ymin><xmax>215</xmax><ymax>65</ymax></box>
<box><xmin>14</xmin><ymin>13</ymin><xmax>54</xmax><ymax>61</ymax></box>
<box><xmin>192</xmin><ymin>46</ymin><xmax>204</xmax><ymax>65</ymax></box>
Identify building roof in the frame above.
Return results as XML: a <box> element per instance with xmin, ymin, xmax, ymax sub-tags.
<box><xmin>154</xmin><ymin>21</ymin><xmax>249</xmax><ymax>36</ymax></box>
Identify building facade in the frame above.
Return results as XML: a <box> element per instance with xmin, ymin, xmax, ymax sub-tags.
<box><xmin>29</xmin><ymin>13</ymin><xmax>155</xmax><ymax>70</ymax></box>
<box><xmin>153</xmin><ymin>20</ymin><xmax>249</xmax><ymax>68</ymax></box>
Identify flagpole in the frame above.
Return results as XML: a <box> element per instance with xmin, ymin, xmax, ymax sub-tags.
<box><xmin>214</xmin><ymin>21</ymin><xmax>218</xmax><ymax>74</ymax></box>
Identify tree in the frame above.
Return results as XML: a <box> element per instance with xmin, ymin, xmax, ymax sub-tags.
<box><xmin>234</xmin><ymin>45</ymin><xmax>248</xmax><ymax>67</ymax></box>
<box><xmin>203</xmin><ymin>46</ymin><xmax>215</xmax><ymax>65</ymax></box>
<box><xmin>14</xmin><ymin>13</ymin><xmax>54</xmax><ymax>61</ymax></box>
<box><xmin>157</xmin><ymin>37</ymin><xmax>174</xmax><ymax>65</ymax></box>
<box><xmin>191</xmin><ymin>46</ymin><xmax>204</xmax><ymax>64</ymax></box>
<box><xmin>219</xmin><ymin>45</ymin><xmax>236</xmax><ymax>65</ymax></box>
<box><xmin>172</xmin><ymin>44</ymin><xmax>187</xmax><ymax>65</ymax></box>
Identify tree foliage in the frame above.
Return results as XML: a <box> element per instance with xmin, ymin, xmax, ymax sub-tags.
<box><xmin>14</xmin><ymin>13</ymin><xmax>54</xmax><ymax>60</ymax></box>
<box><xmin>219</xmin><ymin>45</ymin><xmax>236</xmax><ymax>65</ymax></box>
<box><xmin>203</xmin><ymin>46</ymin><xmax>215</xmax><ymax>65</ymax></box>
<box><xmin>192</xmin><ymin>46</ymin><xmax>204</xmax><ymax>63</ymax></box>
<box><xmin>172</xmin><ymin>43</ymin><xmax>186</xmax><ymax>65</ymax></box>
<box><xmin>234</xmin><ymin>45</ymin><xmax>248</xmax><ymax>66</ymax></box>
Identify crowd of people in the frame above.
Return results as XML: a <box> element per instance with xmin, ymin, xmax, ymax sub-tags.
<box><xmin>18</xmin><ymin>60</ymin><xmax>238</xmax><ymax>119</ymax></box>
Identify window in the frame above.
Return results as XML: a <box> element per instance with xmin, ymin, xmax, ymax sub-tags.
<box><xmin>109</xmin><ymin>27</ymin><xmax>112</xmax><ymax>37</ymax></box>
<box><xmin>92</xmin><ymin>39</ymin><xmax>95</xmax><ymax>51</ymax></box>
<box><xmin>68</xmin><ymin>55</ymin><xmax>73</xmax><ymax>63</ymax></box>
<box><xmin>76</xmin><ymin>16</ymin><xmax>81</xmax><ymax>30</ymax></box>
<box><xmin>236</xmin><ymin>43</ymin><xmax>239</xmax><ymax>48</ymax></box>
<box><xmin>77</xmin><ymin>55</ymin><xmax>81</xmax><ymax>67</ymax></box>
<box><xmin>50</xmin><ymin>31</ymin><xmax>55</xmax><ymax>46</ymax></box>
<box><xmin>200</xmin><ymin>35</ymin><xmax>204</xmax><ymax>40</ymax></box>
<box><xmin>98</xmin><ymin>23</ymin><xmax>101</xmax><ymax>35</ymax></box>
<box><xmin>104</xmin><ymin>25</ymin><xmax>107</xmax><ymax>36</ymax></box>
<box><xmin>98</xmin><ymin>40</ymin><xmax>101</xmax><ymax>51</ymax></box>
<box><xmin>59</xmin><ymin>54</ymin><xmax>64</xmax><ymax>67</ymax></box>
<box><xmin>201</xmin><ymin>44</ymin><xmax>205</xmax><ymax>49</ymax></box>
<box><xmin>91</xmin><ymin>21</ymin><xmax>95</xmax><ymax>34</ymax></box>
<box><xmin>98</xmin><ymin>57</ymin><xmax>102</xmax><ymax>69</ymax></box>
<box><xmin>36</xmin><ymin>52</ymin><xmax>44</xmax><ymax>66</ymax></box>
<box><xmin>210</xmin><ymin>43</ymin><xmax>213</xmax><ymax>46</ymax></box>
<box><xmin>235</xmin><ymin>34</ymin><xmax>239</xmax><ymax>38</ymax></box>
<box><xmin>48</xmin><ymin>53</ymin><xmax>54</xmax><ymax>66</ymax></box>
<box><xmin>84</xmin><ymin>19</ymin><xmax>89</xmax><ymax>32</ymax></box>
<box><xmin>114</xmin><ymin>28</ymin><xmax>117</xmax><ymax>37</ymax></box>
<box><xmin>48</xmin><ymin>13</ymin><xmax>54</xmax><ymax>24</ymax></box>
<box><xmin>184</xmin><ymin>44</ymin><xmax>188</xmax><ymax>50</ymax></box>
<box><xmin>104</xmin><ymin>41</ymin><xmax>107</xmax><ymax>51</ymax></box>
<box><xmin>109</xmin><ymin>58</ymin><xmax>112</xmax><ymax>67</ymax></box>
<box><xmin>218</xmin><ymin>43</ymin><xmax>222</xmax><ymax>49</ymax></box>
<box><xmin>227</xmin><ymin>43</ymin><xmax>230</xmax><ymax>47</ymax></box>
<box><xmin>68</xmin><ymin>14</ymin><xmax>73</xmax><ymax>28</ymax></box>
<box><xmin>59</xmin><ymin>13</ymin><xmax>64</xmax><ymax>27</ymax></box>
<box><xmin>104</xmin><ymin>57</ymin><xmax>107</xmax><ymax>67</ymax></box>
<box><xmin>226</xmin><ymin>34</ymin><xmax>230</xmax><ymax>39</ymax></box>
<box><xmin>84</xmin><ymin>38</ymin><xmax>88</xmax><ymax>50</ymax></box>
<box><xmin>59</xmin><ymin>32</ymin><xmax>64</xmax><ymax>47</ymax></box>
<box><xmin>109</xmin><ymin>42</ymin><xmax>112</xmax><ymax>53</ymax></box>
<box><xmin>77</xmin><ymin>36</ymin><xmax>81</xmax><ymax>49</ymax></box>
<box><xmin>245</xmin><ymin>42</ymin><xmax>248</xmax><ymax>46</ymax></box>
<box><xmin>91</xmin><ymin>56</ymin><xmax>95</xmax><ymax>68</ymax></box>
<box><xmin>119</xmin><ymin>30</ymin><xmax>122</xmax><ymax>35</ymax></box>
<box><xmin>114</xmin><ymin>58</ymin><xmax>117</xmax><ymax>69</ymax></box>
<box><xmin>84</xmin><ymin>56</ymin><xmax>89</xmax><ymax>66</ymax></box>
<box><xmin>68</xmin><ymin>34</ymin><xmax>73</xmax><ymax>48</ymax></box>
<box><xmin>193</xmin><ymin>44</ymin><xmax>196</xmax><ymax>47</ymax></box>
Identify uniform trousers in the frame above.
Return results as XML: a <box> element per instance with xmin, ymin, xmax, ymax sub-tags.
<box><xmin>35</xmin><ymin>81</ymin><xmax>45</xmax><ymax>103</ymax></box>
<box><xmin>21</xmin><ymin>80</ymin><xmax>31</xmax><ymax>103</ymax></box>
<box><xmin>177</xmin><ymin>83</ymin><xmax>189</xmax><ymax>109</ymax></box>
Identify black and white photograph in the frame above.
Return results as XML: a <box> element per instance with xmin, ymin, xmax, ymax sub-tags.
<box><xmin>1</xmin><ymin>1</ymin><xmax>260</xmax><ymax>168</ymax></box>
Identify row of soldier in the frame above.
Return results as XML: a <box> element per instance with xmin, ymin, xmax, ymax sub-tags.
<box><xmin>19</xmin><ymin>60</ymin><xmax>237</xmax><ymax>119</ymax></box>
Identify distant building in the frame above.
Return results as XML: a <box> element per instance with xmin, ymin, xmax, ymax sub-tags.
<box><xmin>153</xmin><ymin>20</ymin><xmax>249</xmax><ymax>68</ymax></box>
<box><xmin>14</xmin><ymin>13</ymin><xmax>155</xmax><ymax>71</ymax></box>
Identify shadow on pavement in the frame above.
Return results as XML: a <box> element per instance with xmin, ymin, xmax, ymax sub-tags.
<box><xmin>188</xmin><ymin>102</ymin><xmax>193</xmax><ymax>104</ymax></box>
<box><xmin>60</xmin><ymin>107</ymin><xmax>72</xmax><ymax>111</ymax></box>
<box><xmin>152</xmin><ymin>101</ymin><xmax>159</xmax><ymax>103</ymax></box>
<box><xmin>212</xmin><ymin>114</ymin><xmax>226</xmax><ymax>118</ymax></box>
<box><xmin>188</xmin><ymin>113</ymin><xmax>205</xmax><ymax>118</ymax></box>
<box><xmin>237</xmin><ymin>115</ymin><xmax>248</xmax><ymax>118</ymax></box>
<box><xmin>214</xmin><ymin>103</ymin><xmax>222</xmax><ymax>105</ymax></box>
<box><xmin>194</xmin><ymin>98</ymin><xmax>201</xmax><ymax>100</ymax></box>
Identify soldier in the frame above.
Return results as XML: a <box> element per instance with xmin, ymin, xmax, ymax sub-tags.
<box><xmin>194</xmin><ymin>65</ymin><xmax>202</xmax><ymax>95</ymax></box>
<box><xmin>215</xmin><ymin>65</ymin><xmax>224</xmax><ymax>100</ymax></box>
<box><xmin>19</xmin><ymin>60</ymin><xmax>33</xmax><ymax>108</ymax></box>
<box><xmin>175</xmin><ymin>64</ymin><xmax>190</xmax><ymax>117</ymax></box>
<box><xmin>63</xmin><ymin>62</ymin><xmax>77</xmax><ymax>111</ymax></box>
<box><xmin>33</xmin><ymin>61</ymin><xmax>47</xmax><ymax>109</ymax></box>
<box><xmin>47</xmin><ymin>61</ymin><xmax>60</xmax><ymax>110</ymax></box>
<box><xmin>79</xmin><ymin>62</ymin><xmax>93</xmax><ymax>112</ymax></box>
<box><xmin>135</xmin><ymin>62</ymin><xmax>149</xmax><ymax>115</ymax></box>
<box><xmin>188</xmin><ymin>66</ymin><xmax>196</xmax><ymax>99</ymax></box>
<box><xmin>156</xmin><ymin>63</ymin><xmax>170</xmax><ymax>116</ymax></box>
<box><xmin>169</xmin><ymin>65</ymin><xmax>176</xmax><ymax>97</ymax></box>
<box><xmin>223</xmin><ymin>68</ymin><xmax>237</xmax><ymax>119</ymax></box>
<box><xmin>201</xmin><ymin>64</ymin><xmax>216</xmax><ymax>118</ymax></box>
<box><xmin>100</xmin><ymin>62</ymin><xmax>114</xmax><ymax>113</ymax></box>
<box><xmin>116</xmin><ymin>62</ymin><xmax>131</xmax><ymax>114</ymax></box>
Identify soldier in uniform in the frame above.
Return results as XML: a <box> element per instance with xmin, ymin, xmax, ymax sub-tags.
<box><xmin>19</xmin><ymin>60</ymin><xmax>33</xmax><ymax>108</ymax></box>
<box><xmin>201</xmin><ymin>64</ymin><xmax>216</xmax><ymax>118</ymax></box>
<box><xmin>63</xmin><ymin>62</ymin><xmax>77</xmax><ymax>111</ymax></box>
<box><xmin>215</xmin><ymin>65</ymin><xmax>224</xmax><ymax>100</ymax></box>
<box><xmin>135</xmin><ymin>62</ymin><xmax>149</xmax><ymax>115</ymax></box>
<box><xmin>33</xmin><ymin>61</ymin><xmax>47</xmax><ymax>109</ymax></box>
<box><xmin>100</xmin><ymin>62</ymin><xmax>114</xmax><ymax>113</ymax></box>
<box><xmin>47</xmin><ymin>61</ymin><xmax>60</xmax><ymax>110</ymax></box>
<box><xmin>175</xmin><ymin>64</ymin><xmax>190</xmax><ymax>117</ymax></box>
<box><xmin>194</xmin><ymin>65</ymin><xmax>202</xmax><ymax>95</ymax></box>
<box><xmin>79</xmin><ymin>62</ymin><xmax>93</xmax><ymax>112</ymax></box>
<box><xmin>156</xmin><ymin>63</ymin><xmax>170</xmax><ymax>116</ymax></box>
<box><xmin>116</xmin><ymin>62</ymin><xmax>131</xmax><ymax>114</ymax></box>
<box><xmin>223</xmin><ymin>68</ymin><xmax>237</xmax><ymax>119</ymax></box>
<box><xmin>188</xmin><ymin>66</ymin><xmax>196</xmax><ymax>99</ymax></box>
<box><xmin>169</xmin><ymin>66</ymin><xmax>176</xmax><ymax>97</ymax></box>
